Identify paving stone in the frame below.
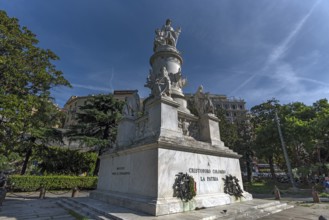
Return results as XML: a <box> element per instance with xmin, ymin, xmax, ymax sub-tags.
<box><xmin>1</xmin><ymin>191</ymin><xmax>329</xmax><ymax>220</ymax></box>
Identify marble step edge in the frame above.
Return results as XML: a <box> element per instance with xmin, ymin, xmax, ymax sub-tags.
<box><xmin>251</xmin><ymin>200</ymin><xmax>281</xmax><ymax>209</ymax></box>
<box><xmin>63</xmin><ymin>198</ymin><xmax>293</xmax><ymax>220</ymax></box>
<box><xmin>262</xmin><ymin>203</ymin><xmax>291</xmax><ymax>212</ymax></box>
<box><xmin>57</xmin><ymin>198</ymin><xmax>110</xmax><ymax>220</ymax></box>
<box><xmin>67</xmin><ymin>198</ymin><xmax>125</xmax><ymax>220</ymax></box>
<box><xmin>233</xmin><ymin>202</ymin><xmax>293</xmax><ymax>219</ymax></box>
<box><xmin>62</xmin><ymin>199</ymin><xmax>110</xmax><ymax>220</ymax></box>
<box><xmin>240</xmin><ymin>202</ymin><xmax>294</xmax><ymax>219</ymax></box>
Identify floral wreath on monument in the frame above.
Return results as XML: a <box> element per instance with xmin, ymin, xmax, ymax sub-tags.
<box><xmin>173</xmin><ymin>172</ymin><xmax>196</xmax><ymax>202</ymax></box>
<box><xmin>222</xmin><ymin>174</ymin><xmax>244</xmax><ymax>199</ymax></box>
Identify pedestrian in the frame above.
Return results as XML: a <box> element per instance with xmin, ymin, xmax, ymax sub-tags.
<box><xmin>324</xmin><ymin>177</ymin><xmax>329</xmax><ymax>193</ymax></box>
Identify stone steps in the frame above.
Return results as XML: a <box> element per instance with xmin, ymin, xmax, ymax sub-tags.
<box><xmin>57</xmin><ymin>198</ymin><xmax>294</xmax><ymax>220</ymax></box>
<box><xmin>237</xmin><ymin>201</ymin><xmax>294</xmax><ymax>219</ymax></box>
<box><xmin>58</xmin><ymin>198</ymin><xmax>111</xmax><ymax>220</ymax></box>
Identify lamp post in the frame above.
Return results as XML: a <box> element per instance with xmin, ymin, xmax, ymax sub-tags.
<box><xmin>274</xmin><ymin>109</ymin><xmax>297</xmax><ymax>190</ymax></box>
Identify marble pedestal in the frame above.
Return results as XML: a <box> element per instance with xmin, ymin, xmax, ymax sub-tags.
<box><xmin>90</xmin><ymin>140</ymin><xmax>252</xmax><ymax>216</ymax></box>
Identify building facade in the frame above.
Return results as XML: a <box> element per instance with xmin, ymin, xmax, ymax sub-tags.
<box><xmin>62</xmin><ymin>90</ymin><xmax>138</xmax><ymax>129</ymax></box>
<box><xmin>185</xmin><ymin>93</ymin><xmax>247</xmax><ymax>122</ymax></box>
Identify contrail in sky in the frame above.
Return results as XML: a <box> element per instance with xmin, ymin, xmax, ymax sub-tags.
<box><xmin>229</xmin><ymin>0</ymin><xmax>321</xmax><ymax>95</ymax></box>
<box><xmin>72</xmin><ymin>83</ymin><xmax>110</xmax><ymax>92</ymax></box>
<box><xmin>109</xmin><ymin>68</ymin><xmax>114</xmax><ymax>93</ymax></box>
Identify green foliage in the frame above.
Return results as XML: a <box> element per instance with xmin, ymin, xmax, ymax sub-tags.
<box><xmin>216</xmin><ymin>108</ymin><xmax>239</xmax><ymax>149</ymax></box>
<box><xmin>188</xmin><ymin>176</ymin><xmax>197</xmax><ymax>201</ymax></box>
<box><xmin>216</xmin><ymin>108</ymin><xmax>254</xmax><ymax>182</ymax></box>
<box><xmin>35</xmin><ymin>146</ymin><xmax>97</xmax><ymax>175</ymax></box>
<box><xmin>7</xmin><ymin>175</ymin><xmax>98</xmax><ymax>192</ymax></box>
<box><xmin>0</xmin><ymin>10</ymin><xmax>70</xmax><ymax>96</ymax></box>
<box><xmin>319</xmin><ymin>192</ymin><xmax>329</xmax><ymax>197</ymax></box>
<box><xmin>67</xmin><ymin>94</ymin><xmax>124</xmax><ymax>175</ymax></box>
<box><xmin>0</xmin><ymin>152</ymin><xmax>20</xmax><ymax>171</ymax></box>
<box><xmin>249</xmin><ymin>98</ymin><xmax>329</xmax><ymax>181</ymax></box>
<box><xmin>68</xmin><ymin>94</ymin><xmax>124</xmax><ymax>148</ymax></box>
<box><xmin>0</xmin><ymin>10</ymin><xmax>71</xmax><ymax>174</ymax></box>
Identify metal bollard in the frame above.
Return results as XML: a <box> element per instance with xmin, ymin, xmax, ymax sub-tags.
<box><xmin>312</xmin><ymin>186</ymin><xmax>320</xmax><ymax>203</ymax></box>
<box><xmin>0</xmin><ymin>188</ymin><xmax>7</xmax><ymax>206</ymax></box>
<box><xmin>274</xmin><ymin>185</ymin><xmax>281</xmax><ymax>200</ymax></box>
<box><xmin>39</xmin><ymin>187</ymin><xmax>46</xmax><ymax>199</ymax></box>
<box><xmin>71</xmin><ymin>187</ymin><xmax>79</xmax><ymax>198</ymax></box>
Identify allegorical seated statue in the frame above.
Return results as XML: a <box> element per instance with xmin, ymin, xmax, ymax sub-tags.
<box><xmin>194</xmin><ymin>85</ymin><xmax>215</xmax><ymax>116</ymax></box>
<box><xmin>169</xmin><ymin>68</ymin><xmax>187</xmax><ymax>91</ymax></box>
<box><xmin>122</xmin><ymin>92</ymin><xmax>140</xmax><ymax>118</ymax></box>
<box><xmin>154</xmin><ymin>19</ymin><xmax>181</xmax><ymax>51</ymax></box>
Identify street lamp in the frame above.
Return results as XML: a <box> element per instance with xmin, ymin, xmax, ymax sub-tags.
<box><xmin>274</xmin><ymin>109</ymin><xmax>298</xmax><ymax>190</ymax></box>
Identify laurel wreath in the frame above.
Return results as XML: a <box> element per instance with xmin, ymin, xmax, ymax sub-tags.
<box><xmin>173</xmin><ymin>172</ymin><xmax>196</xmax><ymax>202</ymax></box>
<box><xmin>222</xmin><ymin>174</ymin><xmax>244</xmax><ymax>199</ymax></box>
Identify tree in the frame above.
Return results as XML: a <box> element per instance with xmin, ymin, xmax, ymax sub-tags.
<box><xmin>216</xmin><ymin>108</ymin><xmax>255</xmax><ymax>182</ymax></box>
<box><xmin>311</xmin><ymin>99</ymin><xmax>329</xmax><ymax>175</ymax></box>
<box><xmin>67</xmin><ymin>94</ymin><xmax>124</xmax><ymax>176</ymax></box>
<box><xmin>251</xmin><ymin>99</ymin><xmax>282</xmax><ymax>182</ymax></box>
<box><xmin>216</xmin><ymin>108</ymin><xmax>239</xmax><ymax>149</ymax></box>
<box><xmin>0</xmin><ymin>10</ymin><xmax>70</xmax><ymax>173</ymax></box>
<box><xmin>280</xmin><ymin>102</ymin><xmax>314</xmax><ymax>168</ymax></box>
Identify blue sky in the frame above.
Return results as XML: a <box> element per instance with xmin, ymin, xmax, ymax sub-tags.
<box><xmin>2</xmin><ymin>0</ymin><xmax>329</xmax><ymax>108</ymax></box>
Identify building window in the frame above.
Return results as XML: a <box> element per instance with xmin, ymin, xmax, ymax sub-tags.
<box><xmin>232</xmin><ymin>104</ymin><xmax>236</xmax><ymax>109</ymax></box>
<box><xmin>240</xmin><ymin>105</ymin><xmax>244</xmax><ymax>110</ymax></box>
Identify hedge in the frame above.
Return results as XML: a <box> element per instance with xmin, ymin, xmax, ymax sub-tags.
<box><xmin>36</xmin><ymin>146</ymin><xmax>98</xmax><ymax>175</ymax></box>
<box><xmin>7</xmin><ymin>175</ymin><xmax>98</xmax><ymax>192</ymax></box>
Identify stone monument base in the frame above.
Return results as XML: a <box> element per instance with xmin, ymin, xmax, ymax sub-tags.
<box><xmin>90</xmin><ymin>139</ymin><xmax>252</xmax><ymax>216</ymax></box>
<box><xmin>90</xmin><ymin>190</ymin><xmax>252</xmax><ymax>216</ymax></box>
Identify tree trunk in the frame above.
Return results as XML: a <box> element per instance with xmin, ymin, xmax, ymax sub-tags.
<box><xmin>93</xmin><ymin>158</ymin><xmax>100</xmax><ymax>176</ymax></box>
<box><xmin>246</xmin><ymin>151</ymin><xmax>253</xmax><ymax>183</ymax></box>
<box><xmin>21</xmin><ymin>147</ymin><xmax>32</xmax><ymax>175</ymax></box>
<box><xmin>268</xmin><ymin>156</ymin><xmax>277</xmax><ymax>182</ymax></box>
<box><xmin>93</xmin><ymin>149</ymin><xmax>102</xmax><ymax>176</ymax></box>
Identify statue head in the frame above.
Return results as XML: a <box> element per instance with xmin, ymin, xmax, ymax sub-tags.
<box><xmin>166</xmin><ymin>19</ymin><xmax>172</xmax><ymax>26</ymax></box>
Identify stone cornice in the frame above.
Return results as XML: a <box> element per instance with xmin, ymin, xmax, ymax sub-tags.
<box><xmin>102</xmin><ymin>136</ymin><xmax>241</xmax><ymax>159</ymax></box>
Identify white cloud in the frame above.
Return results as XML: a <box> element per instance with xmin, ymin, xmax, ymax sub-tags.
<box><xmin>230</xmin><ymin>0</ymin><xmax>321</xmax><ymax>95</ymax></box>
<box><xmin>241</xmin><ymin>60</ymin><xmax>329</xmax><ymax>108</ymax></box>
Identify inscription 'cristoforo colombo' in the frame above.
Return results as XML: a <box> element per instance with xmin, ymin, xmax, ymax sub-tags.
<box><xmin>188</xmin><ymin>168</ymin><xmax>226</xmax><ymax>182</ymax></box>
<box><xmin>188</xmin><ymin>168</ymin><xmax>226</xmax><ymax>174</ymax></box>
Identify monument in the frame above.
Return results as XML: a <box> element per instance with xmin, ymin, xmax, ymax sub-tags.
<box><xmin>90</xmin><ymin>19</ymin><xmax>252</xmax><ymax>216</ymax></box>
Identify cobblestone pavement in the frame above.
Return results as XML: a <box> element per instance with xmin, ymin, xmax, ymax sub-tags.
<box><xmin>0</xmin><ymin>191</ymin><xmax>89</xmax><ymax>220</ymax></box>
<box><xmin>259</xmin><ymin>202</ymin><xmax>329</xmax><ymax>220</ymax></box>
<box><xmin>1</xmin><ymin>191</ymin><xmax>329</xmax><ymax>220</ymax></box>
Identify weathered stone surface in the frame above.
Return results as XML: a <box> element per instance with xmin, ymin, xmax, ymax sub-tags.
<box><xmin>92</xmin><ymin>19</ymin><xmax>252</xmax><ymax>216</ymax></box>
